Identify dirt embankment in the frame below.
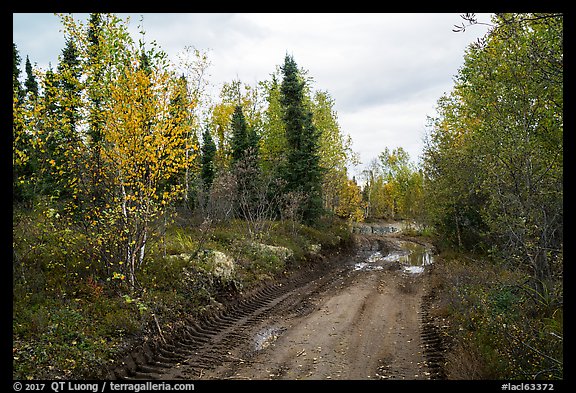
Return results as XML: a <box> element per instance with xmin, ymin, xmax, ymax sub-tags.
<box><xmin>110</xmin><ymin>228</ymin><xmax>446</xmax><ymax>380</ymax></box>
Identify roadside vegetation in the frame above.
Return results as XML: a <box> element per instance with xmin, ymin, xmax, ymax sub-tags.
<box><xmin>429</xmin><ymin>250</ymin><xmax>562</xmax><ymax>379</ymax></box>
<box><xmin>423</xmin><ymin>13</ymin><xmax>563</xmax><ymax>379</ymax></box>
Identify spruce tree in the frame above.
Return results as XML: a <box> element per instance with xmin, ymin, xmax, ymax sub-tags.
<box><xmin>87</xmin><ymin>12</ymin><xmax>104</xmax><ymax>147</ymax></box>
<box><xmin>24</xmin><ymin>55</ymin><xmax>38</xmax><ymax>97</ymax></box>
<box><xmin>201</xmin><ymin>125</ymin><xmax>217</xmax><ymax>190</ymax></box>
<box><xmin>38</xmin><ymin>65</ymin><xmax>63</xmax><ymax>197</ymax></box>
<box><xmin>280</xmin><ymin>54</ymin><xmax>323</xmax><ymax>224</ymax></box>
<box><xmin>57</xmin><ymin>38</ymin><xmax>82</xmax><ymax>137</ymax></box>
<box><xmin>84</xmin><ymin>13</ymin><xmax>110</xmax><ymax>209</ymax></box>
<box><xmin>13</xmin><ymin>43</ymin><xmax>24</xmax><ymax>103</ymax></box>
<box><xmin>230</xmin><ymin>105</ymin><xmax>249</xmax><ymax>165</ymax></box>
<box><xmin>230</xmin><ymin>105</ymin><xmax>262</xmax><ymax>220</ymax></box>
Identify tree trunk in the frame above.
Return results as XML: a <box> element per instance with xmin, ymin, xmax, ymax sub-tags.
<box><xmin>455</xmin><ymin>213</ymin><xmax>463</xmax><ymax>250</ymax></box>
<box><xmin>127</xmin><ymin>243</ymin><xmax>136</xmax><ymax>291</ymax></box>
<box><xmin>139</xmin><ymin>229</ymin><xmax>147</xmax><ymax>269</ymax></box>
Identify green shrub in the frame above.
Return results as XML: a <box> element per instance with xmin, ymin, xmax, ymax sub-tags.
<box><xmin>435</xmin><ymin>253</ymin><xmax>563</xmax><ymax>379</ymax></box>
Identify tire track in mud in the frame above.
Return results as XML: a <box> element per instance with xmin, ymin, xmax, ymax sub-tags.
<box><xmin>419</xmin><ymin>280</ymin><xmax>448</xmax><ymax>379</ymax></box>
<box><xmin>109</xmin><ymin>253</ymin><xmax>349</xmax><ymax>380</ymax></box>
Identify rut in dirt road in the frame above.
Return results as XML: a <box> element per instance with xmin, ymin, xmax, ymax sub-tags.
<box><xmin>109</xmin><ymin>251</ymin><xmax>348</xmax><ymax>380</ymax></box>
<box><xmin>109</xmin><ymin>231</ymin><xmax>447</xmax><ymax>380</ymax></box>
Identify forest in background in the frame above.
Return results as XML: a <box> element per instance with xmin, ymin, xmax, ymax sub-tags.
<box><xmin>13</xmin><ymin>13</ymin><xmax>562</xmax><ymax>380</ymax></box>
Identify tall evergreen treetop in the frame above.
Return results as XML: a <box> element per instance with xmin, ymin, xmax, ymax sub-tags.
<box><xmin>88</xmin><ymin>13</ymin><xmax>103</xmax><ymax>50</ymax></box>
<box><xmin>280</xmin><ymin>54</ymin><xmax>306</xmax><ymax>152</ymax></box>
<box><xmin>87</xmin><ymin>12</ymin><xmax>105</xmax><ymax>144</ymax></box>
<box><xmin>201</xmin><ymin>125</ymin><xmax>217</xmax><ymax>190</ymax></box>
<box><xmin>13</xmin><ymin>43</ymin><xmax>23</xmax><ymax>101</ymax></box>
<box><xmin>24</xmin><ymin>55</ymin><xmax>38</xmax><ymax>97</ymax></box>
<box><xmin>57</xmin><ymin>38</ymin><xmax>82</xmax><ymax>136</ymax></box>
<box><xmin>58</xmin><ymin>38</ymin><xmax>81</xmax><ymax>84</ymax></box>
<box><xmin>230</xmin><ymin>105</ymin><xmax>249</xmax><ymax>164</ymax></box>
<box><xmin>230</xmin><ymin>104</ymin><xmax>260</xmax><ymax>163</ymax></box>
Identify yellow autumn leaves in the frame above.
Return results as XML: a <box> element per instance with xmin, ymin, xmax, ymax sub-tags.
<box><xmin>104</xmin><ymin>63</ymin><xmax>195</xmax><ymax>214</ymax></box>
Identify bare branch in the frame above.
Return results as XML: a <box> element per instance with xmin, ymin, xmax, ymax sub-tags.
<box><xmin>453</xmin><ymin>13</ymin><xmax>494</xmax><ymax>33</ymax></box>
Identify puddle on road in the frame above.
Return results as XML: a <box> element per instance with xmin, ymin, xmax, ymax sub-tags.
<box><xmin>355</xmin><ymin>242</ymin><xmax>433</xmax><ymax>274</ymax></box>
<box><xmin>254</xmin><ymin>326</ymin><xmax>286</xmax><ymax>351</ymax></box>
<box><xmin>354</xmin><ymin>261</ymin><xmax>384</xmax><ymax>271</ymax></box>
<box><xmin>398</xmin><ymin>241</ymin><xmax>433</xmax><ymax>274</ymax></box>
<box><xmin>354</xmin><ymin>251</ymin><xmax>387</xmax><ymax>271</ymax></box>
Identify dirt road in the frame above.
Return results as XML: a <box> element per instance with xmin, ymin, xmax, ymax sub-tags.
<box><xmin>111</xmin><ymin>228</ymin><xmax>445</xmax><ymax>380</ymax></box>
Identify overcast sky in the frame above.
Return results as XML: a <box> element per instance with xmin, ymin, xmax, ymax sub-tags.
<box><xmin>13</xmin><ymin>13</ymin><xmax>492</xmax><ymax>177</ymax></box>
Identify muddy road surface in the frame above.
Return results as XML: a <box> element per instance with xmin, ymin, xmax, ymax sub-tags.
<box><xmin>112</xmin><ymin>225</ymin><xmax>445</xmax><ymax>380</ymax></box>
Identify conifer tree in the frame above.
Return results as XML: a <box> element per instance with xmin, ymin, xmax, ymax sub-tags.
<box><xmin>24</xmin><ymin>55</ymin><xmax>38</xmax><ymax>97</ymax></box>
<box><xmin>13</xmin><ymin>43</ymin><xmax>24</xmax><ymax>103</ymax></box>
<box><xmin>50</xmin><ymin>37</ymin><xmax>83</xmax><ymax>201</ymax></box>
<box><xmin>230</xmin><ymin>104</ymin><xmax>262</xmax><ymax>220</ymax></box>
<box><xmin>201</xmin><ymin>124</ymin><xmax>217</xmax><ymax>190</ymax></box>
<box><xmin>86</xmin><ymin>13</ymin><xmax>104</xmax><ymax>144</ymax></box>
<box><xmin>13</xmin><ymin>45</ymin><xmax>32</xmax><ymax>202</ymax></box>
<box><xmin>85</xmin><ymin>12</ymin><xmax>108</xmax><ymax>208</ymax></box>
<box><xmin>37</xmin><ymin>65</ymin><xmax>63</xmax><ymax>197</ymax></box>
<box><xmin>57</xmin><ymin>38</ymin><xmax>82</xmax><ymax>138</ymax></box>
<box><xmin>230</xmin><ymin>105</ymin><xmax>249</xmax><ymax>165</ymax></box>
<box><xmin>280</xmin><ymin>54</ymin><xmax>323</xmax><ymax>224</ymax></box>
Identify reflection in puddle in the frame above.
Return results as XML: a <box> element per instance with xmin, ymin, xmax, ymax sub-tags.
<box><xmin>355</xmin><ymin>242</ymin><xmax>433</xmax><ymax>274</ymax></box>
<box><xmin>398</xmin><ymin>242</ymin><xmax>433</xmax><ymax>274</ymax></box>
<box><xmin>368</xmin><ymin>251</ymin><xmax>384</xmax><ymax>262</ymax></box>
<box><xmin>254</xmin><ymin>326</ymin><xmax>286</xmax><ymax>351</ymax></box>
<box><xmin>403</xmin><ymin>265</ymin><xmax>425</xmax><ymax>274</ymax></box>
<box><xmin>354</xmin><ymin>261</ymin><xmax>384</xmax><ymax>271</ymax></box>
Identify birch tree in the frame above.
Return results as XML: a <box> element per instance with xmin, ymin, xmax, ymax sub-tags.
<box><xmin>53</xmin><ymin>14</ymin><xmax>199</xmax><ymax>289</ymax></box>
<box><xmin>103</xmin><ymin>51</ymin><xmax>195</xmax><ymax>289</ymax></box>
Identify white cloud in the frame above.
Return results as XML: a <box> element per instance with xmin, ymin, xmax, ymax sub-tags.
<box><xmin>13</xmin><ymin>12</ymin><xmax>492</xmax><ymax>177</ymax></box>
<box><xmin>341</xmin><ymin>97</ymin><xmax>435</xmax><ymax>170</ymax></box>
